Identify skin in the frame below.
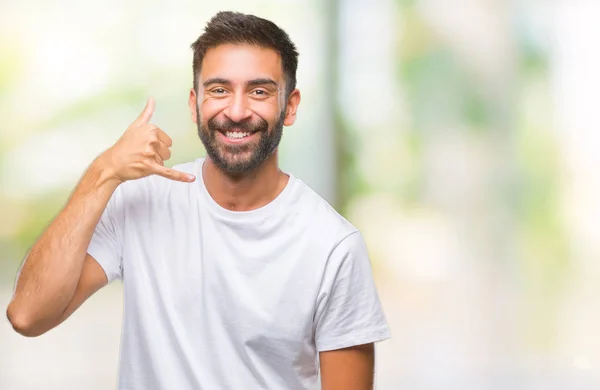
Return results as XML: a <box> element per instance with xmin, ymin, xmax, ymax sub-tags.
<box><xmin>6</xmin><ymin>43</ymin><xmax>375</xmax><ymax>389</ymax></box>
<box><xmin>320</xmin><ymin>343</ymin><xmax>375</xmax><ymax>390</ymax></box>
<box><xmin>189</xmin><ymin>43</ymin><xmax>299</xmax><ymax>211</ymax></box>
<box><xmin>6</xmin><ymin>98</ymin><xmax>193</xmax><ymax>337</ymax></box>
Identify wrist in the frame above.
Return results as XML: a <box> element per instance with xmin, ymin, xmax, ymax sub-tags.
<box><xmin>90</xmin><ymin>152</ymin><xmax>123</xmax><ymax>190</ymax></box>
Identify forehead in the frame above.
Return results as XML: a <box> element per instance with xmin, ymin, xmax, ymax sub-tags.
<box><xmin>199</xmin><ymin>44</ymin><xmax>283</xmax><ymax>84</ymax></box>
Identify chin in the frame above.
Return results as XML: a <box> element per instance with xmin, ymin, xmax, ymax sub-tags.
<box><xmin>214</xmin><ymin>154</ymin><xmax>255</xmax><ymax>172</ymax></box>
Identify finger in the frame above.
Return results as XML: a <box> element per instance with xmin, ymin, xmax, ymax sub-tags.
<box><xmin>151</xmin><ymin>164</ymin><xmax>196</xmax><ymax>183</ymax></box>
<box><xmin>132</xmin><ymin>97</ymin><xmax>155</xmax><ymax>127</ymax></box>
<box><xmin>154</xmin><ymin>154</ymin><xmax>164</xmax><ymax>166</ymax></box>
<box><xmin>156</xmin><ymin>129</ymin><xmax>173</xmax><ymax>148</ymax></box>
<box><xmin>155</xmin><ymin>142</ymin><xmax>171</xmax><ymax>161</ymax></box>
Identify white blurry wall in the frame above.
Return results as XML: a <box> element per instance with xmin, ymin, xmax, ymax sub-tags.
<box><xmin>2</xmin><ymin>0</ymin><xmax>600</xmax><ymax>389</ymax></box>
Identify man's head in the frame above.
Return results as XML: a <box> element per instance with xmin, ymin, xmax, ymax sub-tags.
<box><xmin>189</xmin><ymin>11</ymin><xmax>301</xmax><ymax>175</ymax></box>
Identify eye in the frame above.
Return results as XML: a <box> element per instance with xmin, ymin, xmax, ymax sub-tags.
<box><xmin>207</xmin><ymin>87</ymin><xmax>231</xmax><ymax>99</ymax></box>
<box><xmin>250</xmin><ymin>89</ymin><xmax>269</xmax><ymax>97</ymax></box>
<box><xmin>210</xmin><ymin>88</ymin><xmax>227</xmax><ymax>95</ymax></box>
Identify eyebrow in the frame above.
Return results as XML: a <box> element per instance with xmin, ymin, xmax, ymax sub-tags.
<box><xmin>246</xmin><ymin>78</ymin><xmax>278</xmax><ymax>88</ymax></box>
<box><xmin>203</xmin><ymin>77</ymin><xmax>279</xmax><ymax>89</ymax></box>
<box><xmin>203</xmin><ymin>78</ymin><xmax>231</xmax><ymax>88</ymax></box>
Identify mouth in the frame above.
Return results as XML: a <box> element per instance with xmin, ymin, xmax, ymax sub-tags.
<box><xmin>223</xmin><ymin>130</ymin><xmax>252</xmax><ymax>139</ymax></box>
<box><xmin>217</xmin><ymin>129</ymin><xmax>258</xmax><ymax>144</ymax></box>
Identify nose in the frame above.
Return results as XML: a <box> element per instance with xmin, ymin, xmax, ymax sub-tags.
<box><xmin>223</xmin><ymin>93</ymin><xmax>252</xmax><ymax>123</ymax></box>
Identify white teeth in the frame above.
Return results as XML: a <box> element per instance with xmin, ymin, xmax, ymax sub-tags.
<box><xmin>225</xmin><ymin>131</ymin><xmax>250</xmax><ymax>139</ymax></box>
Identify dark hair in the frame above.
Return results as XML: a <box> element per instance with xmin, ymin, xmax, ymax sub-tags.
<box><xmin>190</xmin><ymin>11</ymin><xmax>299</xmax><ymax>96</ymax></box>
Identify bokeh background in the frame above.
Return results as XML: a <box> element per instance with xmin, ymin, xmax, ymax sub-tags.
<box><xmin>1</xmin><ymin>0</ymin><xmax>599</xmax><ymax>389</ymax></box>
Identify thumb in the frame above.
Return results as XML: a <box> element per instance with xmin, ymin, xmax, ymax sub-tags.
<box><xmin>132</xmin><ymin>97</ymin><xmax>155</xmax><ymax>126</ymax></box>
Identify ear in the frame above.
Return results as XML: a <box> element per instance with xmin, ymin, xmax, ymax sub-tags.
<box><xmin>283</xmin><ymin>89</ymin><xmax>301</xmax><ymax>127</ymax></box>
<box><xmin>189</xmin><ymin>88</ymin><xmax>198</xmax><ymax>124</ymax></box>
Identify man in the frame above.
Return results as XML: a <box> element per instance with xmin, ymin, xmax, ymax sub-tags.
<box><xmin>6</xmin><ymin>11</ymin><xmax>390</xmax><ymax>390</ymax></box>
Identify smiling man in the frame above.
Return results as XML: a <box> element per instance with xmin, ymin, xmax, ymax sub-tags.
<box><xmin>6</xmin><ymin>11</ymin><xmax>391</xmax><ymax>390</ymax></box>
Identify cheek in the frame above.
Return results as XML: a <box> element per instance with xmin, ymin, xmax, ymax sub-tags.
<box><xmin>198</xmin><ymin>102</ymin><xmax>222</xmax><ymax>122</ymax></box>
<box><xmin>251</xmin><ymin>103</ymin><xmax>281</xmax><ymax>123</ymax></box>
<box><xmin>200</xmin><ymin>99</ymin><xmax>228</xmax><ymax>118</ymax></box>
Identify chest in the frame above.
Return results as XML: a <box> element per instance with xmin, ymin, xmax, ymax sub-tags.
<box><xmin>121</xmin><ymin>211</ymin><xmax>327</xmax><ymax>350</ymax></box>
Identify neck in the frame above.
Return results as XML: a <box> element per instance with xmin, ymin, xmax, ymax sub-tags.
<box><xmin>202</xmin><ymin>152</ymin><xmax>289</xmax><ymax>211</ymax></box>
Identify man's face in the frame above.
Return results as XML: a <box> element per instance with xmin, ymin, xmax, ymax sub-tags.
<box><xmin>191</xmin><ymin>44</ymin><xmax>294</xmax><ymax>174</ymax></box>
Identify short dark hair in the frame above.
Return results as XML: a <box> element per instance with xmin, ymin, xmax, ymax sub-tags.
<box><xmin>190</xmin><ymin>11</ymin><xmax>299</xmax><ymax>96</ymax></box>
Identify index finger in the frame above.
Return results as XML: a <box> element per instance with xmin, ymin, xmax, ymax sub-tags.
<box><xmin>156</xmin><ymin>129</ymin><xmax>173</xmax><ymax>148</ymax></box>
<box><xmin>151</xmin><ymin>164</ymin><xmax>195</xmax><ymax>183</ymax></box>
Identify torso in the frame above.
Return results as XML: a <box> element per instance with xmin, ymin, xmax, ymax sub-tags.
<box><xmin>114</xmin><ymin>158</ymin><xmax>356</xmax><ymax>390</ymax></box>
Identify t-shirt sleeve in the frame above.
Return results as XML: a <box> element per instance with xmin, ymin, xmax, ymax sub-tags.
<box><xmin>314</xmin><ymin>231</ymin><xmax>391</xmax><ymax>352</ymax></box>
<box><xmin>87</xmin><ymin>186</ymin><xmax>125</xmax><ymax>283</ymax></box>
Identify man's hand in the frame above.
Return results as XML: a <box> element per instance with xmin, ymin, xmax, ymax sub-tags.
<box><xmin>101</xmin><ymin>97</ymin><xmax>195</xmax><ymax>183</ymax></box>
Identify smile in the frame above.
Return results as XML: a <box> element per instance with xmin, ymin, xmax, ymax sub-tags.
<box><xmin>217</xmin><ymin>130</ymin><xmax>258</xmax><ymax>144</ymax></box>
<box><xmin>224</xmin><ymin>131</ymin><xmax>251</xmax><ymax>139</ymax></box>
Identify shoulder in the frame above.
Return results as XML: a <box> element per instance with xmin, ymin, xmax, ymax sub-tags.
<box><xmin>291</xmin><ymin>177</ymin><xmax>359</xmax><ymax>248</ymax></box>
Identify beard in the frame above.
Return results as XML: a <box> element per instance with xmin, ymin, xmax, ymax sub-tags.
<box><xmin>197</xmin><ymin>108</ymin><xmax>286</xmax><ymax>175</ymax></box>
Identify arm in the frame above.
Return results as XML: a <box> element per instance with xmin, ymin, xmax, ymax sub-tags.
<box><xmin>314</xmin><ymin>232</ymin><xmax>391</xmax><ymax>388</ymax></box>
<box><xmin>6</xmin><ymin>97</ymin><xmax>193</xmax><ymax>337</ymax></box>
<box><xmin>6</xmin><ymin>159</ymin><xmax>120</xmax><ymax>337</ymax></box>
<box><xmin>320</xmin><ymin>343</ymin><xmax>375</xmax><ymax>390</ymax></box>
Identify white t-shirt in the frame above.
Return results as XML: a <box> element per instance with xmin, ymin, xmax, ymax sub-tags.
<box><xmin>87</xmin><ymin>158</ymin><xmax>390</xmax><ymax>390</ymax></box>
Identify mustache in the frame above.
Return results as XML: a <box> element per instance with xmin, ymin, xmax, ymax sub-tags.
<box><xmin>207</xmin><ymin>117</ymin><xmax>269</xmax><ymax>133</ymax></box>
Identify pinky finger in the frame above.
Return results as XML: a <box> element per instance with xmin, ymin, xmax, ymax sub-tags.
<box><xmin>151</xmin><ymin>164</ymin><xmax>196</xmax><ymax>183</ymax></box>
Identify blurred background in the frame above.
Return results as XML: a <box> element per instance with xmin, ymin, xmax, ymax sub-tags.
<box><xmin>1</xmin><ymin>0</ymin><xmax>599</xmax><ymax>388</ymax></box>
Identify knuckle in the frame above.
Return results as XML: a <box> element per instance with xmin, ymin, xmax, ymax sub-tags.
<box><xmin>141</xmin><ymin>159</ymin><xmax>153</xmax><ymax>168</ymax></box>
<box><xmin>141</xmin><ymin>149</ymin><xmax>154</xmax><ymax>158</ymax></box>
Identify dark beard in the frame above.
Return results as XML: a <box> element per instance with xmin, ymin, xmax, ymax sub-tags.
<box><xmin>197</xmin><ymin>110</ymin><xmax>285</xmax><ymax>175</ymax></box>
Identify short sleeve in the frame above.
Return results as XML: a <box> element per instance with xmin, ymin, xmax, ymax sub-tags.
<box><xmin>314</xmin><ymin>231</ymin><xmax>391</xmax><ymax>352</ymax></box>
<box><xmin>87</xmin><ymin>186</ymin><xmax>124</xmax><ymax>283</ymax></box>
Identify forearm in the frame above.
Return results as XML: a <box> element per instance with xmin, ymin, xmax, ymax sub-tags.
<box><xmin>7</xmin><ymin>155</ymin><xmax>120</xmax><ymax>331</ymax></box>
